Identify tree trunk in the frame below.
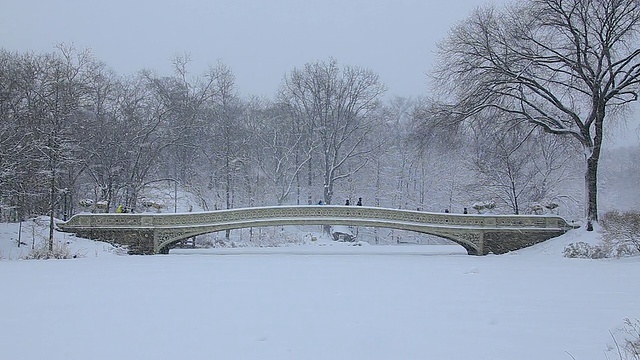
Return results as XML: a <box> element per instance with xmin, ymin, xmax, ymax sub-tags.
<box><xmin>48</xmin><ymin>135</ymin><xmax>57</xmax><ymax>253</ymax></box>
<box><xmin>322</xmin><ymin>168</ymin><xmax>333</xmax><ymax>235</ymax></box>
<box><xmin>585</xmin><ymin>151</ymin><xmax>599</xmax><ymax>222</ymax></box>
<box><xmin>584</xmin><ymin>111</ymin><xmax>604</xmax><ymax>223</ymax></box>
<box><xmin>48</xmin><ymin>174</ymin><xmax>55</xmax><ymax>252</ymax></box>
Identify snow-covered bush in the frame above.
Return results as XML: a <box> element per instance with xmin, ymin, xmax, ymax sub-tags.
<box><xmin>78</xmin><ymin>198</ymin><xmax>94</xmax><ymax>209</ymax></box>
<box><xmin>601</xmin><ymin>210</ymin><xmax>640</xmax><ymax>257</ymax></box>
<box><xmin>140</xmin><ymin>198</ymin><xmax>166</xmax><ymax>212</ymax></box>
<box><xmin>23</xmin><ymin>240</ymin><xmax>84</xmax><ymax>260</ymax></box>
<box><xmin>564</xmin><ymin>211</ymin><xmax>640</xmax><ymax>259</ymax></box>
<box><xmin>94</xmin><ymin>200</ymin><xmax>108</xmax><ymax>212</ymax></box>
<box><xmin>563</xmin><ymin>241</ymin><xmax>611</xmax><ymax>259</ymax></box>
<box><xmin>530</xmin><ymin>203</ymin><xmax>546</xmax><ymax>215</ymax></box>
<box><xmin>563</xmin><ymin>241</ymin><xmax>596</xmax><ymax>258</ymax></box>
<box><xmin>472</xmin><ymin>200</ymin><xmax>496</xmax><ymax>214</ymax></box>
<box><xmin>529</xmin><ymin>202</ymin><xmax>560</xmax><ymax>215</ymax></box>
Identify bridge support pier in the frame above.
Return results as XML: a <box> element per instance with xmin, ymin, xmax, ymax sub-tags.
<box><xmin>439</xmin><ymin>231</ymin><xmax>485</xmax><ymax>255</ymax></box>
<box><xmin>482</xmin><ymin>230</ymin><xmax>566</xmax><ymax>255</ymax></box>
<box><xmin>69</xmin><ymin>228</ymin><xmax>156</xmax><ymax>255</ymax></box>
<box><xmin>458</xmin><ymin>243</ymin><xmax>480</xmax><ymax>256</ymax></box>
<box><xmin>446</xmin><ymin>230</ymin><xmax>567</xmax><ymax>255</ymax></box>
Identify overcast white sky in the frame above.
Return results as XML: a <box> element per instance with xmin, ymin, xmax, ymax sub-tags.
<box><xmin>1</xmin><ymin>0</ymin><xmax>638</xmax><ymax>145</ymax></box>
<box><xmin>0</xmin><ymin>0</ymin><xmax>504</xmax><ymax>98</ymax></box>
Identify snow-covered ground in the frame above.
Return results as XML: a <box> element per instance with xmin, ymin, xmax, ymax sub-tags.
<box><xmin>0</xmin><ymin>219</ymin><xmax>638</xmax><ymax>360</ymax></box>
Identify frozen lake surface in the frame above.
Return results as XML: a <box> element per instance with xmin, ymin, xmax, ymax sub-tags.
<box><xmin>1</xmin><ymin>230</ymin><xmax>639</xmax><ymax>360</ymax></box>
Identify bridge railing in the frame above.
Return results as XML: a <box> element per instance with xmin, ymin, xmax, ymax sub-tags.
<box><xmin>60</xmin><ymin>205</ymin><xmax>575</xmax><ymax>230</ymax></box>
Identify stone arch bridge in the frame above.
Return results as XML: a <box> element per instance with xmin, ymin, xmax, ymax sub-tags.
<box><xmin>58</xmin><ymin>205</ymin><xmax>577</xmax><ymax>255</ymax></box>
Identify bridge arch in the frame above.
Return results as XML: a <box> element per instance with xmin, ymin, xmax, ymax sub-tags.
<box><xmin>154</xmin><ymin>219</ymin><xmax>483</xmax><ymax>255</ymax></box>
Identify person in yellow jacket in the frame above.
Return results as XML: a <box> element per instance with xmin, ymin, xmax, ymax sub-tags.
<box><xmin>116</xmin><ymin>204</ymin><xmax>124</xmax><ymax>213</ymax></box>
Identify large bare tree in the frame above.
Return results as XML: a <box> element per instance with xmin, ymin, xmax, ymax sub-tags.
<box><xmin>279</xmin><ymin>59</ymin><xmax>386</xmax><ymax>206</ymax></box>
<box><xmin>432</xmin><ymin>0</ymin><xmax>640</xmax><ymax>222</ymax></box>
<box><xmin>247</xmin><ymin>99</ymin><xmax>315</xmax><ymax>205</ymax></box>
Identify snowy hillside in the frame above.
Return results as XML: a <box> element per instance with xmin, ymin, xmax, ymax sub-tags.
<box><xmin>0</xmin><ymin>216</ymin><xmax>122</xmax><ymax>260</ymax></box>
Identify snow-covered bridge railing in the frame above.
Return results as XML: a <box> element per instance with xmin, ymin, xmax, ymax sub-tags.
<box><xmin>58</xmin><ymin>205</ymin><xmax>577</xmax><ymax>255</ymax></box>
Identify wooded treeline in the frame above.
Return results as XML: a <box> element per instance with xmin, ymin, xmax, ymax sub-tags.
<box><xmin>0</xmin><ymin>45</ymin><xmax>637</xmax><ymax>227</ymax></box>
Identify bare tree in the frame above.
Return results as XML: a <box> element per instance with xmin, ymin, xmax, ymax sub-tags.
<box><xmin>247</xmin><ymin>99</ymin><xmax>314</xmax><ymax>205</ymax></box>
<box><xmin>147</xmin><ymin>54</ymin><xmax>219</xmax><ymax>186</ymax></box>
<box><xmin>279</xmin><ymin>59</ymin><xmax>386</xmax><ymax>206</ymax></box>
<box><xmin>0</xmin><ymin>50</ymin><xmax>33</xmax><ymax>222</ymax></box>
<box><xmin>376</xmin><ymin>97</ymin><xmax>418</xmax><ymax>209</ymax></box>
<box><xmin>468</xmin><ymin>117</ymin><xmax>579</xmax><ymax>214</ymax></box>
<box><xmin>432</xmin><ymin>0</ymin><xmax>640</xmax><ymax>222</ymax></box>
<box><xmin>203</xmin><ymin>63</ymin><xmax>247</xmax><ymax>210</ymax></box>
<box><xmin>80</xmin><ymin>71</ymin><xmax>178</xmax><ymax>213</ymax></box>
<box><xmin>25</xmin><ymin>46</ymin><xmax>98</xmax><ymax>251</ymax></box>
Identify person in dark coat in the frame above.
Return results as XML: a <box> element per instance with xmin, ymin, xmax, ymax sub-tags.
<box><xmin>356</xmin><ymin>197</ymin><xmax>362</xmax><ymax>206</ymax></box>
<box><xmin>345</xmin><ymin>199</ymin><xmax>350</xmax><ymax>206</ymax></box>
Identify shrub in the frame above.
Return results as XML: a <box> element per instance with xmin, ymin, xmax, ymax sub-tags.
<box><xmin>606</xmin><ymin>318</ymin><xmax>640</xmax><ymax>360</ymax></box>
<box><xmin>601</xmin><ymin>210</ymin><xmax>640</xmax><ymax>257</ymax></box>
<box><xmin>563</xmin><ymin>241</ymin><xmax>594</xmax><ymax>258</ymax></box>
<box><xmin>23</xmin><ymin>240</ymin><xmax>84</xmax><ymax>260</ymax></box>
<box><xmin>563</xmin><ymin>241</ymin><xmax>612</xmax><ymax>259</ymax></box>
<box><xmin>620</xmin><ymin>318</ymin><xmax>640</xmax><ymax>360</ymax></box>
<box><xmin>565</xmin><ymin>211</ymin><xmax>640</xmax><ymax>259</ymax></box>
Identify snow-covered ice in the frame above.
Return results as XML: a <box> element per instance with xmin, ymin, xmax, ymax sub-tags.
<box><xmin>0</xmin><ymin>220</ymin><xmax>638</xmax><ymax>360</ymax></box>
